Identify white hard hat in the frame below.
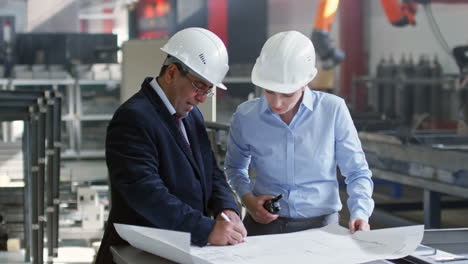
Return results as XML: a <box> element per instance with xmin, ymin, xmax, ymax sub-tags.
<box><xmin>251</xmin><ymin>31</ymin><xmax>318</xmax><ymax>93</ymax></box>
<box><xmin>161</xmin><ymin>27</ymin><xmax>229</xmax><ymax>90</ymax></box>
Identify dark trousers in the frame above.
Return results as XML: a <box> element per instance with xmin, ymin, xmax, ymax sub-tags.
<box><xmin>243</xmin><ymin>212</ymin><xmax>339</xmax><ymax>236</ymax></box>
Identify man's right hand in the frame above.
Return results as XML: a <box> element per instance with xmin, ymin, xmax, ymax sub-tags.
<box><xmin>208</xmin><ymin>220</ymin><xmax>245</xmax><ymax>245</ymax></box>
<box><xmin>242</xmin><ymin>193</ymin><xmax>279</xmax><ymax>224</ymax></box>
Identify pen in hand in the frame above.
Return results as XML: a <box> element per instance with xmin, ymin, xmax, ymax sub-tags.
<box><xmin>220</xmin><ymin>212</ymin><xmax>231</xmax><ymax>222</ymax></box>
<box><xmin>220</xmin><ymin>212</ymin><xmax>247</xmax><ymax>241</ymax></box>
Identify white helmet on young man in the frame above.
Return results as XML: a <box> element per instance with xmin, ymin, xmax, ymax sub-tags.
<box><xmin>251</xmin><ymin>30</ymin><xmax>318</xmax><ymax>93</ymax></box>
<box><xmin>161</xmin><ymin>27</ymin><xmax>229</xmax><ymax>90</ymax></box>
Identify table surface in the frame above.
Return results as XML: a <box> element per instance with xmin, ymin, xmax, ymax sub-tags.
<box><xmin>111</xmin><ymin>228</ymin><xmax>468</xmax><ymax>264</ymax></box>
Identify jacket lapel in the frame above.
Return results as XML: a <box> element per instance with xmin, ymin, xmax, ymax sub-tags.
<box><xmin>141</xmin><ymin>78</ymin><xmax>202</xmax><ymax>179</ymax></box>
<box><xmin>183</xmin><ymin>115</ymin><xmax>205</xmax><ymax>178</ymax></box>
<box><xmin>183</xmin><ymin>115</ymin><xmax>207</xmax><ymax>204</ymax></box>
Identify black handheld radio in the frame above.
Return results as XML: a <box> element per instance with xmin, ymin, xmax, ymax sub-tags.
<box><xmin>263</xmin><ymin>194</ymin><xmax>283</xmax><ymax>214</ymax></box>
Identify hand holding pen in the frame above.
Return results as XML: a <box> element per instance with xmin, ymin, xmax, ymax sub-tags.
<box><xmin>220</xmin><ymin>210</ymin><xmax>247</xmax><ymax>239</ymax></box>
<box><xmin>208</xmin><ymin>210</ymin><xmax>247</xmax><ymax>245</ymax></box>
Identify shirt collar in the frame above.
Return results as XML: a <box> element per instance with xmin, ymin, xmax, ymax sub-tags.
<box><xmin>302</xmin><ymin>87</ymin><xmax>314</xmax><ymax>112</ymax></box>
<box><xmin>260</xmin><ymin>87</ymin><xmax>315</xmax><ymax>114</ymax></box>
<box><xmin>150</xmin><ymin>77</ymin><xmax>176</xmax><ymax>115</ymax></box>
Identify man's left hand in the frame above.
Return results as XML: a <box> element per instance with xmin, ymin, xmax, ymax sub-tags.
<box><xmin>348</xmin><ymin>218</ymin><xmax>370</xmax><ymax>233</ymax></box>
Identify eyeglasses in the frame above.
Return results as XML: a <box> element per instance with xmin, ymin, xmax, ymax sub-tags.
<box><xmin>185</xmin><ymin>75</ymin><xmax>214</xmax><ymax>97</ymax></box>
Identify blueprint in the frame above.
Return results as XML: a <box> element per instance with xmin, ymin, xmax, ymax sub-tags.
<box><xmin>114</xmin><ymin>223</ymin><xmax>424</xmax><ymax>264</ymax></box>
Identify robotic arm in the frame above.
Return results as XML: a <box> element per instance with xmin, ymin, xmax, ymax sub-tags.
<box><xmin>312</xmin><ymin>0</ymin><xmax>427</xmax><ymax>69</ymax></box>
<box><xmin>311</xmin><ymin>0</ymin><xmax>343</xmax><ymax>70</ymax></box>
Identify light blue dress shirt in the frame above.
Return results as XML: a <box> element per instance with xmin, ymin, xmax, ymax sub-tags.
<box><xmin>225</xmin><ymin>88</ymin><xmax>374</xmax><ymax>221</ymax></box>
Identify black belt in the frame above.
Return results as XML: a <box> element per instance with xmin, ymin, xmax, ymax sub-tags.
<box><xmin>244</xmin><ymin>213</ymin><xmax>339</xmax><ymax>236</ymax></box>
<box><xmin>277</xmin><ymin>214</ymin><xmax>328</xmax><ymax>223</ymax></box>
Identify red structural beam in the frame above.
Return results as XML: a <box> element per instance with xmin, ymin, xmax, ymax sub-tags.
<box><xmin>103</xmin><ymin>0</ymin><xmax>114</xmax><ymax>34</ymax></box>
<box><xmin>340</xmin><ymin>0</ymin><xmax>367</xmax><ymax>111</ymax></box>
<box><xmin>207</xmin><ymin>0</ymin><xmax>228</xmax><ymax>46</ymax></box>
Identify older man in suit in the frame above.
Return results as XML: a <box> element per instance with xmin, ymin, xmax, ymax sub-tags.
<box><xmin>95</xmin><ymin>27</ymin><xmax>246</xmax><ymax>263</ymax></box>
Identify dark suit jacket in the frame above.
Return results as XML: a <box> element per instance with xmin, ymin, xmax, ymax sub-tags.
<box><xmin>95</xmin><ymin>77</ymin><xmax>238</xmax><ymax>263</ymax></box>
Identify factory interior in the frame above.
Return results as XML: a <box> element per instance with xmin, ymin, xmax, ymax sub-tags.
<box><xmin>0</xmin><ymin>0</ymin><xmax>468</xmax><ymax>263</ymax></box>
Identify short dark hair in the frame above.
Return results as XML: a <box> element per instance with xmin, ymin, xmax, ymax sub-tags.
<box><xmin>158</xmin><ymin>65</ymin><xmax>169</xmax><ymax>76</ymax></box>
<box><xmin>158</xmin><ymin>55</ymin><xmax>188</xmax><ymax>77</ymax></box>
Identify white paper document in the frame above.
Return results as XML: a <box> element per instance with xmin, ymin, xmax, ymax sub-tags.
<box><xmin>114</xmin><ymin>223</ymin><xmax>424</xmax><ymax>264</ymax></box>
<box><xmin>114</xmin><ymin>223</ymin><xmax>193</xmax><ymax>264</ymax></box>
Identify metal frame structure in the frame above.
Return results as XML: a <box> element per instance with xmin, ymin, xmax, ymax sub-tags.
<box><xmin>359</xmin><ymin>132</ymin><xmax>468</xmax><ymax>228</ymax></box>
<box><xmin>1</xmin><ymin>76</ymin><xmax>120</xmax><ymax>262</ymax></box>
<box><xmin>1</xmin><ymin>78</ymin><xmax>120</xmax><ymax>159</ymax></box>
<box><xmin>0</xmin><ymin>89</ymin><xmax>62</xmax><ymax>264</ymax></box>
<box><xmin>349</xmin><ymin>74</ymin><xmax>468</xmax><ymax>228</ymax></box>
<box><xmin>75</xmin><ymin>79</ymin><xmax>118</xmax><ymax>158</ymax></box>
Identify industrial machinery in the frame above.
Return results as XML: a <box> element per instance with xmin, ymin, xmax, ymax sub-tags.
<box><xmin>310</xmin><ymin>0</ymin><xmax>468</xmax><ymax>230</ymax></box>
<box><xmin>312</xmin><ymin>0</ymin><xmax>432</xmax><ymax>70</ymax></box>
<box><xmin>311</xmin><ymin>0</ymin><xmax>468</xmax><ymax>131</ymax></box>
